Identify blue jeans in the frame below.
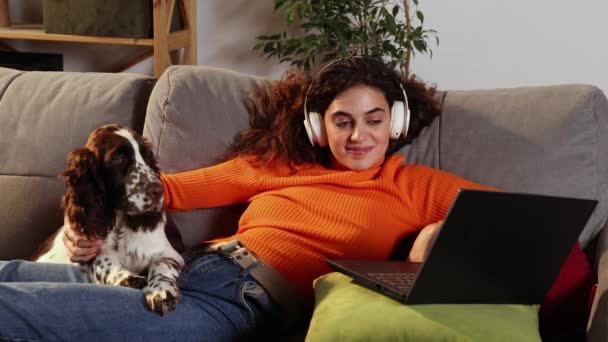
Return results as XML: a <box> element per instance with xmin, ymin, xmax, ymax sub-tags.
<box><xmin>0</xmin><ymin>253</ymin><xmax>282</xmax><ymax>341</ymax></box>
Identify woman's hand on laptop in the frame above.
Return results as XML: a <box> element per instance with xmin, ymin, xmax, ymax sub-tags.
<box><xmin>408</xmin><ymin>220</ymin><xmax>443</xmax><ymax>263</ymax></box>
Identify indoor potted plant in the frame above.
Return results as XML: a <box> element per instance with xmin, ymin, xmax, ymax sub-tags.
<box><xmin>254</xmin><ymin>0</ymin><xmax>438</xmax><ymax>76</ymax></box>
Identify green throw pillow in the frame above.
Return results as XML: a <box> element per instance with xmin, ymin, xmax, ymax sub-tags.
<box><xmin>306</xmin><ymin>272</ymin><xmax>541</xmax><ymax>342</ymax></box>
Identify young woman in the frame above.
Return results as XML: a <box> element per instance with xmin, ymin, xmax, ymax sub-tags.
<box><xmin>0</xmin><ymin>57</ymin><xmax>491</xmax><ymax>340</ymax></box>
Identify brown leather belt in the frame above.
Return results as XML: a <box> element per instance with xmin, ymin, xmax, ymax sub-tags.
<box><xmin>203</xmin><ymin>241</ymin><xmax>310</xmax><ymax>326</ymax></box>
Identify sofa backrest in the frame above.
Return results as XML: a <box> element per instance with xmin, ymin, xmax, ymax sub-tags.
<box><xmin>0</xmin><ymin>68</ymin><xmax>154</xmax><ymax>260</ymax></box>
<box><xmin>403</xmin><ymin>85</ymin><xmax>608</xmax><ymax>248</ymax></box>
<box><xmin>145</xmin><ymin>65</ymin><xmax>608</xmax><ymax>251</ymax></box>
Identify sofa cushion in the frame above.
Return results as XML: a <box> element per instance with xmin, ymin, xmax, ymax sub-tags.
<box><xmin>306</xmin><ymin>272</ymin><xmax>541</xmax><ymax>342</ymax></box>
<box><xmin>144</xmin><ymin>65</ymin><xmax>267</xmax><ymax>247</ymax></box>
<box><xmin>0</xmin><ymin>68</ymin><xmax>154</xmax><ymax>260</ymax></box>
<box><xmin>540</xmin><ymin>241</ymin><xmax>595</xmax><ymax>341</ymax></box>
<box><xmin>403</xmin><ymin>85</ymin><xmax>608</xmax><ymax>248</ymax></box>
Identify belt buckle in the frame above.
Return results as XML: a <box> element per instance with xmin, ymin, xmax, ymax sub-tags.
<box><xmin>216</xmin><ymin>240</ymin><xmax>240</xmax><ymax>256</ymax></box>
<box><xmin>217</xmin><ymin>241</ymin><xmax>258</xmax><ymax>270</ymax></box>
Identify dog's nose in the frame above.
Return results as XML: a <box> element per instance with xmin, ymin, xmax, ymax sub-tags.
<box><xmin>146</xmin><ymin>182</ymin><xmax>164</xmax><ymax>201</ymax></box>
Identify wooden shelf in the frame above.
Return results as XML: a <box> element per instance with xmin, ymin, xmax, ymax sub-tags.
<box><xmin>0</xmin><ymin>0</ymin><xmax>197</xmax><ymax>78</ymax></box>
<box><xmin>0</xmin><ymin>27</ymin><xmax>154</xmax><ymax>46</ymax></box>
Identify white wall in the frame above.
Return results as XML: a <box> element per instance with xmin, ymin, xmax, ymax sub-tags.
<box><xmin>410</xmin><ymin>1</ymin><xmax>608</xmax><ymax>95</ymax></box>
<box><xmin>6</xmin><ymin>1</ymin><xmax>608</xmax><ymax>95</ymax></box>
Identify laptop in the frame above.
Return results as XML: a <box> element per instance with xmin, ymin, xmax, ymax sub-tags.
<box><xmin>327</xmin><ymin>189</ymin><xmax>598</xmax><ymax>304</ymax></box>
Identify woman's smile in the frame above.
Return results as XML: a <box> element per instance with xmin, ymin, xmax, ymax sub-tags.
<box><xmin>345</xmin><ymin>145</ymin><xmax>374</xmax><ymax>156</ymax></box>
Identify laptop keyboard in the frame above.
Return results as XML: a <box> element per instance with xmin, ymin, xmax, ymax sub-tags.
<box><xmin>367</xmin><ymin>272</ymin><xmax>417</xmax><ymax>292</ymax></box>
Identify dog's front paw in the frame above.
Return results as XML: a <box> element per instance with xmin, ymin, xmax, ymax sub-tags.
<box><xmin>144</xmin><ymin>289</ymin><xmax>178</xmax><ymax>316</ymax></box>
<box><xmin>143</xmin><ymin>282</ymin><xmax>180</xmax><ymax>316</ymax></box>
<box><xmin>118</xmin><ymin>274</ymin><xmax>148</xmax><ymax>289</ymax></box>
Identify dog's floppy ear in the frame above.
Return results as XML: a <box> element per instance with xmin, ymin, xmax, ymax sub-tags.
<box><xmin>134</xmin><ymin>133</ymin><xmax>160</xmax><ymax>174</ymax></box>
<box><xmin>61</xmin><ymin>148</ymin><xmax>113</xmax><ymax>238</ymax></box>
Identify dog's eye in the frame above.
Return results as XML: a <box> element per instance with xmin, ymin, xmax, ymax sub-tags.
<box><xmin>109</xmin><ymin>154</ymin><xmax>128</xmax><ymax>166</ymax></box>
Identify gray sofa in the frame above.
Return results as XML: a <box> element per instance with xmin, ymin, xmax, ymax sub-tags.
<box><xmin>1</xmin><ymin>65</ymin><xmax>607</xmax><ymax>341</ymax></box>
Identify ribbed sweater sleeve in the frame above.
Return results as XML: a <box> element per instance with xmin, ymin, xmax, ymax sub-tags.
<box><xmin>398</xmin><ymin>165</ymin><xmax>498</xmax><ymax>225</ymax></box>
<box><xmin>160</xmin><ymin>158</ymin><xmax>261</xmax><ymax>212</ymax></box>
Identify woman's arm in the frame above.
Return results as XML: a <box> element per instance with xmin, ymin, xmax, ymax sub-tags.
<box><xmin>399</xmin><ymin>165</ymin><xmax>498</xmax><ymax>225</ymax></box>
<box><xmin>161</xmin><ymin>158</ymin><xmax>263</xmax><ymax>212</ymax></box>
<box><xmin>399</xmin><ymin>166</ymin><xmax>498</xmax><ymax>262</ymax></box>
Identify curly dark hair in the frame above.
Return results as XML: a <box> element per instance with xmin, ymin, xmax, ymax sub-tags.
<box><xmin>228</xmin><ymin>57</ymin><xmax>441</xmax><ymax>168</ymax></box>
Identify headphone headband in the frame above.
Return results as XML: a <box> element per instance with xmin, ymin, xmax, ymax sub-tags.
<box><xmin>303</xmin><ymin>58</ymin><xmax>348</xmax><ymax>116</ymax></box>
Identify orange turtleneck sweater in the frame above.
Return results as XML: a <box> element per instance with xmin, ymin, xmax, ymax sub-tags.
<box><xmin>160</xmin><ymin>154</ymin><xmax>492</xmax><ymax>301</ymax></box>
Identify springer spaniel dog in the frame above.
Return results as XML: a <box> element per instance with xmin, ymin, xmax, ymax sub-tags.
<box><xmin>34</xmin><ymin>124</ymin><xmax>184</xmax><ymax>316</ymax></box>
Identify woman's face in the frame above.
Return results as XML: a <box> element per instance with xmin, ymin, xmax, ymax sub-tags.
<box><xmin>323</xmin><ymin>85</ymin><xmax>392</xmax><ymax>171</ymax></box>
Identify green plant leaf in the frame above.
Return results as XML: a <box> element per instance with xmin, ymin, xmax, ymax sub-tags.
<box><xmin>392</xmin><ymin>5</ymin><xmax>399</xmax><ymax>17</ymax></box>
<box><xmin>257</xmin><ymin>0</ymin><xmax>437</xmax><ymax>70</ymax></box>
<box><xmin>257</xmin><ymin>34</ymin><xmax>282</xmax><ymax>41</ymax></box>
<box><xmin>413</xmin><ymin>39</ymin><xmax>426</xmax><ymax>52</ymax></box>
<box><xmin>286</xmin><ymin>9</ymin><xmax>296</xmax><ymax>25</ymax></box>
<box><xmin>416</xmin><ymin>10</ymin><xmax>424</xmax><ymax>23</ymax></box>
<box><xmin>283</xmin><ymin>43</ymin><xmax>299</xmax><ymax>56</ymax></box>
<box><xmin>263</xmin><ymin>42</ymin><xmax>275</xmax><ymax>53</ymax></box>
<box><xmin>274</xmin><ymin>0</ymin><xmax>287</xmax><ymax>10</ymax></box>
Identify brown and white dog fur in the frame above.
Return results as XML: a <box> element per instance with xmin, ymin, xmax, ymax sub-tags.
<box><xmin>34</xmin><ymin>124</ymin><xmax>184</xmax><ymax>316</ymax></box>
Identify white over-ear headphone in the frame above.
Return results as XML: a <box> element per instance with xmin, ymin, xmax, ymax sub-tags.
<box><xmin>302</xmin><ymin>58</ymin><xmax>411</xmax><ymax>147</ymax></box>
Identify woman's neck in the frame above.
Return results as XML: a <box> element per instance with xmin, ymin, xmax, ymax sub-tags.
<box><xmin>329</xmin><ymin>156</ymin><xmax>387</xmax><ymax>171</ymax></box>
